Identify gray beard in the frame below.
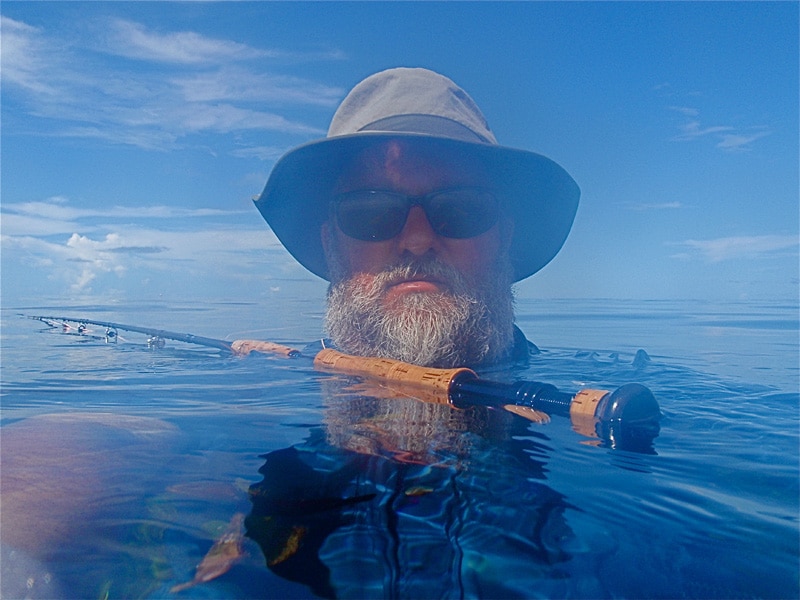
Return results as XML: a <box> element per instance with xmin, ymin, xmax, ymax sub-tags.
<box><xmin>324</xmin><ymin>255</ymin><xmax>515</xmax><ymax>368</ymax></box>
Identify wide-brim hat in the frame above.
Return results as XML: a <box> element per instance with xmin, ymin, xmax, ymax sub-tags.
<box><xmin>254</xmin><ymin>67</ymin><xmax>579</xmax><ymax>282</ymax></box>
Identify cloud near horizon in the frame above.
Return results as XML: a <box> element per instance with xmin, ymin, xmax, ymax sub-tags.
<box><xmin>2</xmin><ymin>224</ymin><xmax>286</xmax><ymax>294</ymax></box>
<box><xmin>1</xmin><ymin>193</ymin><xmax>288</xmax><ymax>294</ymax></box>
<box><xmin>671</xmin><ymin>234</ymin><xmax>799</xmax><ymax>262</ymax></box>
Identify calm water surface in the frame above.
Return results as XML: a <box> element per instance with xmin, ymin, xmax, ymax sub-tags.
<box><xmin>1</xmin><ymin>297</ymin><xmax>797</xmax><ymax>599</ymax></box>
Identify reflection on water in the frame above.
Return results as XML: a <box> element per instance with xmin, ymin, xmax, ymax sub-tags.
<box><xmin>245</xmin><ymin>382</ymin><xmax>572</xmax><ymax>599</ymax></box>
<box><xmin>0</xmin><ymin>298</ymin><xmax>797</xmax><ymax>598</ymax></box>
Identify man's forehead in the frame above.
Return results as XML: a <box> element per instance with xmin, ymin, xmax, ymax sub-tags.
<box><xmin>336</xmin><ymin>139</ymin><xmax>490</xmax><ymax>192</ymax></box>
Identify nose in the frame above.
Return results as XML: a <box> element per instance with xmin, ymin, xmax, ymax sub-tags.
<box><xmin>396</xmin><ymin>205</ymin><xmax>439</xmax><ymax>256</ymax></box>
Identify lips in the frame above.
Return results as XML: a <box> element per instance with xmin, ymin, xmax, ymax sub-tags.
<box><xmin>383</xmin><ymin>277</ymin><xmax>447</xmax><ymax>302</ymax></box>
<box><xmin>391</xmin><ymin>279</ymin><xmax>443</xmax><ymax>292</ymax></box>
<box><xmin>375</xmin><ymin>260</ymin><xmax>460</xmax><ymax>303</ymax></box>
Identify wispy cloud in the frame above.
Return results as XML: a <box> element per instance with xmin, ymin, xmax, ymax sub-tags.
<box><xmin>173</xmin><ymin>68</ymin><xmax>342</xmax><ymax>106</ymax></box>
<box><xmin>671</xmin><ymin>118</ymin><xmax>734</xmax><ymax>140</ymax></box>
<box><xmin>623</xmin><ymin>201</ymin><xmax>682</xmax><ymax>211</ymax></box>
<box><xmin>667</xmin><ymin>105</ymin><xmax>771</xmax><ymax>152</ymax></box>
<box><xmin>101</xmin><ymin>18</ymin><xmax>272</xmax><ymax>64</ymax></box>
<box><xmin>716</xmin><ymin>130</ymin><xmax>773</xmax><ymax>150</ymax></box>
<box><xmin>671</xmin><ymin>235</ymin><xmax>799</xmax><ymax>262</ymax></box>
<box><xmin>1</xmin><ymin>16</ymin><xmax>344</xmax><ymax>150</ymax></box>
<box><xmin>100</xmin><ymin>18</ymin><xmax>345</xmax><ymax>65</ymax></box>
<box><xmin>230</xmin><ymin>145</ymin><xmax>288</xmax><ymax>161</ymax></box>
<box><xmin>1</xmin><ymin>197</ymin><xmax>250</xmax><ymax>237</ymax></box>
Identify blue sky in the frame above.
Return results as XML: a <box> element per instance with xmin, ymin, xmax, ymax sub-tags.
<box><xmin>2</xmin><ymin>1</ymin><xmax>798</xmax><ymax>307</ymax></box>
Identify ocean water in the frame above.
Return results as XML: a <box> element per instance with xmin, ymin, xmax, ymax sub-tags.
<box><xmin>1</xmin><ymin>296</ymin><xmax>797</xmax><ymax>599</ymax></box>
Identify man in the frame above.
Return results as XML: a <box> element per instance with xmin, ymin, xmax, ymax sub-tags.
<box><xmin>248</xmin><ymin>73</ymin><xmax>581</xmax><ymax>593</ymax></box>
<box><xmin>1</xmin><ymin>69</ymin><xmax>582</xmax><ymax>599</ymax></box>
<box><xmin>255</xmin><ymin>67</ymin><xmax>579</xmax><ymax>369</ymax></box>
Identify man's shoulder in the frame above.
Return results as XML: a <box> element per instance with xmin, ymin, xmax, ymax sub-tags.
<box><xmin>511</xmin><ymin>325</ymin><xmax>539</xmax><ymax>360</ymax></box>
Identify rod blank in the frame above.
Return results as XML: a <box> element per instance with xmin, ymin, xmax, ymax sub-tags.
<box><xmin>29</xmin><ymin>316</ymin><xmax>661</xmax><ymax>451</ymax></box>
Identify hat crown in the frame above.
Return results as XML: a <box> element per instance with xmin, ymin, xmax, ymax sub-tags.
<box><xmin>328</xmin><ymin>67</ymin><xmax>497</xmax><ymax>144</ymax></box>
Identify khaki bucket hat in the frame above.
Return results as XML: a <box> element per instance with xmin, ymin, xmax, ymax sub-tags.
<box><xmin>254</xmin><ymin>67</ymin><xmax>579</xmax><ymax>282</ymax></box>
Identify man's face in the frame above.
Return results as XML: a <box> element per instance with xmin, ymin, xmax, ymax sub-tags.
<box><xmin>322</xmin><ymin>140</ymin><xmax>516</xmax><ymax>368</ymax></box>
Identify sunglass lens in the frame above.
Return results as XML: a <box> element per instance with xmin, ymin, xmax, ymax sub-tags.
<box><xmin>336</xmin><ymin>192</ymin><xmax>408</xmax><ymax>241</ymax></box>
<box><xmin>427</xmin><ymin>189</ymin><xmax>498</xmax><ymax>238</ymax></box>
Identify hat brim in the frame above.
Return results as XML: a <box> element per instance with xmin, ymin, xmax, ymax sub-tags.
<box><xmin>254</xmin><ymin>133</ymin><xmax>579</xmax><ymax>282</ymax></box>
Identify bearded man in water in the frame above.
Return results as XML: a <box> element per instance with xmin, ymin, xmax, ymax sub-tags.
<box><xmin>255</xmin><ymin>67</ymin><xmax>579</xmax><ymax>368</ymax></box>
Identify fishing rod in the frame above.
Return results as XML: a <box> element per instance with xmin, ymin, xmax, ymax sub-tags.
<box><xmin>28</xmin><ymin>315</ymin><xmax>660</xmax><ymax>451</ymax></box>
<box><xmin>31</xmin><ymin>315</ymin><xmax>239</xmax><ymax>352</ymax></box>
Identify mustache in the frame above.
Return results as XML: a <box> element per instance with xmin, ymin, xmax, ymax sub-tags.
<box><xmin>373</xmin><ymin>257</ymin><xmax>468</xmax><ymax>292</ymax></box>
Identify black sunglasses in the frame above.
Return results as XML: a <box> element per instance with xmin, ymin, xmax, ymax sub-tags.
<box><xmin>331</xmin><ymin>187</ymin><xmax>500</xmax><ymax>242</ymax></box>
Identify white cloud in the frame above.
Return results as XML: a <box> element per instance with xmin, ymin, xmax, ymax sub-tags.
<box><xmin>1</xmin><ymin>16</ymin><xmax>74</xmax><ymax>98</ymax></box>
<box><xmin>1</xmin><ymin>187</ymin><xmax>293</xmax><ymax>298</ymax></box>
<box><xmin>671</xmin><ymin>235</ymin><xmax>799</xmax><ymax>262</ymax></box>
<box><xmin>1</xmin><ymin>198</ymin><xmax>251</xmax><ymax>236</ymax></box>
<box><xmin>102</xmin><ymin>18</ymin><xmax>271</xmax><ymax>64</ymax></box>
<box><xmin>716</xmin><ymin>130</ymin><xmax>772</xmax><ymax>151</ymax></box>
<box><xmin>668</xmin><ymin>105</ymin><xmax>699</xmax><ymax>118</ymax></box>
<box><xmin>1</xmin><ymin>212</ymin><xmax>79</xmax><ymax>237</ymax></box>
<box><xmin>2</xmin><ymin>233</ymin><xmax>126</xmax><ymax>292</ymax></box>
<box><xmin>2</xmin><ymin>16</ymin><xmax>342</xmax><ymax>150</ymax></box>
<box><xmin>668</xmin><ymin>106</ymin><xmax>770</xmax><ymax>152</ymax></box>
<box><xmin>2</xmin><ymin>224</ymin><xmax>284</xmax><ymax>294</ymax></box>
<box><xmin>99</xmin><ymin>19</ymin><xmax>345</xmax><ymax>65</ymax></box>
<box><xmin>230</xmin><ymin>146</ymin><xmax>288</xmax><ymax>161</ymax></box>
<box><xmin>623</xmin><ymin>201</ymin><xmax>682</xmax><ymax>211</ymax></box>
<box><xmin>672</xmin><ymin>119</ymin><xmax>734</xmax><ymax>140</ymax></box>
<box><xmin>168</xmin><ymin>102</ymin><xmax>323</xmax><ymax>135</ymax></box>
<box><xmin>172</xmin><ymin>68</ymin><xmax>342</xmax><ymax>106</ymax></box>
<box><xmin>53</xmin><ymin>126</ymin><xmax>181</xmax><ymax>152</ymax></box>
